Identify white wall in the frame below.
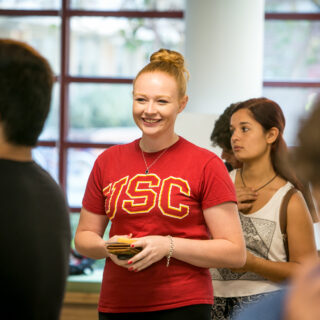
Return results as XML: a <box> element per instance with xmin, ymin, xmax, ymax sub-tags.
<box><xmin>175</xmin><ymin>112</ymin><xmax>220</xmax><ymax>153</ymax></box>
<box><xmin>176</xmin><ymin>0</ymin><xmax>265</xmax><ymax>154</ymax></box>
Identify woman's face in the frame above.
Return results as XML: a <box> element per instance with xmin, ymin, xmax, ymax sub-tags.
<box><xmin>230</xmin><ymin>108</ymin><xmax>272</xmax><ymax>163</ymax></box>
<box><xmin>132</xmin><ymin>71</ymin><xmax>187</xmax><ymax>139</ymax></box>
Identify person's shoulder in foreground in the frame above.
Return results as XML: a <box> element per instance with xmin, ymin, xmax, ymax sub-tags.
<box><xmin>0</xmin><ymin>38</ymin><xmax>71</xmax><ymax>320</ymax></box>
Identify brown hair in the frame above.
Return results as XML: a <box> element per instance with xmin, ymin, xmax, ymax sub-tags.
<box><xmin>0</xmin><ymin>39</ymin><xmax>53</xmax><ymax>146</ymax></box>
<box><xmin>211</xmin><ymin>103</ymin><xmax>239</xmax><ymax>150</ymax></box>
<box><xmin>133</xmin><ymin>48</ymin><xmax>189</xmax><ymax>98</ymax></box>
<box><xmin>231</xmin><ymin>97</ymin><xmax>302</xmax><ymax>191</ymax></box>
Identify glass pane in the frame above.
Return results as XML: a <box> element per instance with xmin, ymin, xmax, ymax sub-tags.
<box><xmin>70</xmin><ymin>213</ymin><xmax>80</xmax><ymax>240</ymax></box>
<box><xmin>265</xmin><ymin>0</ymin><xmax>320</xmax><ymax>12</ymax></box>
<box><xmin>262</xmin><ymin>87</ymin><xmax>320</xmax><ymax>146</ymax></box>
<box><xmin>70</xmin><ymin>17</ymin><xmax>185</xmax><ymax>77</ymax></box>
<box><xmin>69</xmin><ymin>212</ymin><xmax>110</xmax><ymax>270</ymax></box>
<box><xmin>0</xmin><ymin>17</ymin><xmax>61</xmax><ymax>74</ymax></box>
<box><xmin>39</xmin><ymin>83</ymin><xmax>59</xmax><ymax>140</ymax></box>
<box><xmin>69</xmin><ymin>83</ymin><xmax>141</xmax><ymax>143</ymax></box>
<box><xmin>264</xmin><ymin>20</ymin><xmax>320</xmax><ymax>81</ymax></box>
<box><xmin>67</xmin><ymin>148</ymin><xmax>105</xmax><ymax>207</ymax></box>
<box><xmin>69</xmin><ymin>213</ymin><xmax>106</xmax><ymax>272</ymax></box>
<box><xmin>71</xmin><ymin>0</ymin><xmax>185</xmax><ymax>11</ymax></box>
<box><xmin>32</xmin><ymin>146</ymin><xmax>59</xmax><ymax>181</ymax></box>
<box><xmin>0</xmin><ymin>0</ymin><xmax>61</xmax><ymax>9</ymax></box>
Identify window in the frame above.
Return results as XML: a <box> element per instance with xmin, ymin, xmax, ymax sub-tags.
<box><xmin>0</xmin><ymin>0</ymin><xmax>185</xmax><ymax>219</ymax></box>
<box><xmin>264</xmin><ymin>0</ymin><xmax>320</xmax><ymax>146</ymax></box>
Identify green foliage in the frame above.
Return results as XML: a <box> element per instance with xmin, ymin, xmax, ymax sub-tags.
<box><xmin>70</xmin><ymin>84</ymin><xmax>135</xmax><ymax>128</ymax></box>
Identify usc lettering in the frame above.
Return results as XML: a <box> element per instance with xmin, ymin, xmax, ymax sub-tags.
<box><xmin>159</xmin><ymin>177</ymin><xmax>190</xmax><ymax>219</ymax></box>
<box><xmin>103</xmin><ymin>176</ymin><xmax>128</xmax><ymax>220</ymax></box>
<box><xmin>123</xmin><ymin>174</ymin><xmax>160</xmax><ymax>214</ymax></box>
<box><xmin>103</xmin><ymin>174</ymin><xmax>190</xmax><ymax>220</ymax></box>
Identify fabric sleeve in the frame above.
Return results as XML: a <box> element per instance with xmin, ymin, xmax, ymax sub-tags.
<box><xmin>201</xmin><ymin>156</ymin><xmax>237</xmax><ymax>210</ymax></box>
<box><xmin>82</xmin><ymin>157</ymin><xmax>106</xmax><ymax>215</ymax></box>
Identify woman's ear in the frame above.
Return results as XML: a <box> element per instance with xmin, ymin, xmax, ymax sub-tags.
<box><xmin>178</xmin><ymin>95</ymin><xmax>188</xmax><ymax>113</ymax></box>
<box><xmin>266</xmin><ymin>127</ymin><xmax>279</xmax><ymax>144</ymax></box>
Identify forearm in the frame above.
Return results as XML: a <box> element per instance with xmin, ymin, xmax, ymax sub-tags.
<box><xmin>247</xmin><ymin>256</ymin><xmax>301</xmax><ymax>283</ymax></box>
<box><xmin>171</xmin><ymin>237</ymin><xmax>246</xmax><ymax>269</ymax></box>
<box><xmin>75</xmin><ymin>230</ymin><xmax>108</xmax><ymax>260</ymax></box>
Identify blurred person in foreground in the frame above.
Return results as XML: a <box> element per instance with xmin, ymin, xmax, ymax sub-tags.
<box><xmin>210</xmin><ymin>103</ymin><xmax>242</xmax><ymax>172</ymax></box>
<box><xmin>0</xmin><ymin>39</ymin><xmax>71</xmax><ymax>320</ymax></box>
<box><xmin>234</xmin><ymin>94</ymin><xmax>320</xmax><ymax>320</ymax></box>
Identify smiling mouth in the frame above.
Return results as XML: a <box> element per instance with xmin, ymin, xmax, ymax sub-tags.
<box><xmin>143</xmin><ymin>118</ymin><xmax>161</xmax><ymax>124</ymax></box>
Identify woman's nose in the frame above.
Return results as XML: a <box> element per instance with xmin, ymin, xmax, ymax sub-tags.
<box><xmin>145</xmin><ymin>101</ymin><xmax>156</xmax><ymax>114</ymax></box>
<box><xmin>231</xmin><ymin>131</ymin><xmax>239</xmax><ymax>144</ymax></box>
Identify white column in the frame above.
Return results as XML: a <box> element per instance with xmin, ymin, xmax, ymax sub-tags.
<box><xmin>176</xmin><ymin>0</ymin><xmax>265</xmax><ymax>150</ymax></box>
<box><xmin>185</xmin><ymin>0</ymin><xmax>265</xmax><ymax>114</ymax></box>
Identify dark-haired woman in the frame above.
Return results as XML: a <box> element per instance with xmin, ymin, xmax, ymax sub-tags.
<box><xmin>211</xmin><ymin>98</ymin><xmax>317</xmax><ymax>320</ymax></box>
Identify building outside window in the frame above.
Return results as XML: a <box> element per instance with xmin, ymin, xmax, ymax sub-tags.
<box><xmin>264</xmin><ymin>0</ymin><xmax>320</xmax><ymax>146</ymax></box>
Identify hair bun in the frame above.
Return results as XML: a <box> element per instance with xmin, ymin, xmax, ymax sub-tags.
<box><xmin>134</xmin><ymin>48</ymin><xmax>189</xmax><ymax>97</ymax></box>
<box><xmin>150</xmin><ymin>48</ymin><xmax>185</xmax><ymax>69</ymax></box>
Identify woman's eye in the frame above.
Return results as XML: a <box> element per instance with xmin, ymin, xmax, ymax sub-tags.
<box><xmin>158</xmin><ymin>99</ymin><xmax>168</xmax><ymax>104</ymax></box>
<box><xmin>136</xmin><ymin>98</ymin><xmax>145</xmax><ymax>102</ymax></box>
<box><xmin>241</xmin><ymin>127</ymin><xmax>249</xmax><ymax>132</ymax></box>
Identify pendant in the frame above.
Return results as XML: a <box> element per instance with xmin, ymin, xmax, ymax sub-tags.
<box><xmin>145</xmin><ymin>169</ymin><xmax>149</xmax><ymax>174</ymax></box>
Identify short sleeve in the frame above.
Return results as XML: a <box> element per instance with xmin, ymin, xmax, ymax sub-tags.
<box><xmin>201</xmin><ymin>156</ymin><xmax>237</xmax><ymax>210</ymax></box>
<box><xmin>82</xmin><ymin>157</ymin><xmax>106</xmax><ymax>215</ymax></box>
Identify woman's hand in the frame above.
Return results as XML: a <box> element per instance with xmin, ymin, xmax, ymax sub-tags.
<box><xmin>126</xmin><ymin>235</ymin><xmax>171</xmax><ymax>272</ymax></box>
<box><xmin>236</xmin><ymin>186</ymin><xmax>258</xmax><ymax>213</ymax></box>
<box><xmin>105</xmin><ymin>234</ymin><xmax>133</xmax><ymax>268</ymax></box>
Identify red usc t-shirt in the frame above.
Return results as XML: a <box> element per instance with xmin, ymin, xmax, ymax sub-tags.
<box><xmin>82</xmin><ymin>137</ymin><xmax>236</xmax><ymax>313</ymax></box>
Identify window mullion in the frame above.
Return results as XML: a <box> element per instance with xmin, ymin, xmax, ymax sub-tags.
<box><xmin>58</xmin><ymin>0</ymin><xmax>71</xmax><ymax>193</ymax></box>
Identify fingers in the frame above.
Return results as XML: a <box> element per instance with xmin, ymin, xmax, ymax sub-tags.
<box><xmin>126</xmin><ymin>236</ymin><xmax>169</xmax><ymax>272</ymax></box>
<box><xmin>236</xmin><ymin>186</ymin><xmax>258</xmax><ymax>213</ymax></box>
<box><xmin>237</xmin><ymin>189</ymin><xmax>258</xmax><ymax>201</ymax></box>
<box><xmin>106</xmin><ymin>233</ymin><xmax>133</xmax><ymax>244</ymax></box>
<box><xmin>126</xmin><ymin>240</ymin><xmax>153</xmax><ymax>271</ymax></box>
<box><xmin>238</xmin><ymin>202</ymin><xmax>254</xmax><ymax>212</ymax></box>
<box><xmin>108</xmin><ymin>253</ymin><xmax>132</xmax><ymax>267</ymax></box>
<box><xmin>107</xmin><ymin>235</ymin><xmax>170</xmax><ymax>271</ymax></box>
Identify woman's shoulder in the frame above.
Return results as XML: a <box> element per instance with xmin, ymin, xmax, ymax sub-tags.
<box><xmin>275</xmin><ymin>179</ymin><xmax>294</xmax><ymax>194</ymax></box>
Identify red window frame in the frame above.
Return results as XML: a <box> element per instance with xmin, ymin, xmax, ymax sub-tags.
<box><xmin>263</xmin><ymin>12</ymin><xmax>320</xmax><ymax>88</ymax></box>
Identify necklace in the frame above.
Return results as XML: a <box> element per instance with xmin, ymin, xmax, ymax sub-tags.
<box><xmin>240</xmin><ymin>169</ymin><xmax>277</xmax><ymax>192</ymax></box>
<box><xmin>141</xmin><ymin>148</ymin><xmax>168</xmax><ymax>174</ymax></box>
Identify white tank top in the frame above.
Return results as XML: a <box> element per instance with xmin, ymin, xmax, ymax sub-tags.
<box><xmin>211</xmin><ymin>169</ymin><xmax>294</xmax><ymax>297</ymax></box>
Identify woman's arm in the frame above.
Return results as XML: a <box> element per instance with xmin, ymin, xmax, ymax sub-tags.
<box><xmin>74</xmin><ymin>207</ymin><xmax>109</xmax><ymax>260</ymax></box>
<box><xmin>127</xmin><ymin>202</ymin><xmax>246</xmax><ymax>271</ymax></box>
<box><xmin>233</xmin><ymin>192</ymin><xmax>318</xmax><ymax>282</ymax></box>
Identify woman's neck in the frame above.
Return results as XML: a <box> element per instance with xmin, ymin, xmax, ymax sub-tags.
<box><xmin>240</xmin><ymin>158</ymin><xmax>275</xmax><ymax>187</ymax></box>
<box><xmin>140</xmin><ymin>133</ymin><xmax>179</xmax><ymax>152</ymax></box>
